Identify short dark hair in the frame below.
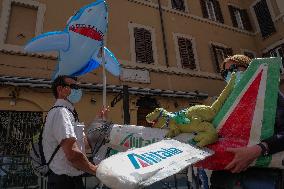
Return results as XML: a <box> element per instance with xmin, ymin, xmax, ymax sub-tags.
<box><xmin>51</xmin><ymin>75</ymin><xmax>77</xmax><ymax>98</ymax></box>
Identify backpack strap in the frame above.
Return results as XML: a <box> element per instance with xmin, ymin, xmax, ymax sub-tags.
<box><xmin>38</xmin><ymin>105</ymin><xmax>79</xmax><ymax>166</ymax></box>
<box><xmin>46</xmin><ymin>144</ymin><xmax>61</xmax><ymax>166</ymax></box>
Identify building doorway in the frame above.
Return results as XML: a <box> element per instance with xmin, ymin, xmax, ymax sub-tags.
<box><xmin>136</xmin><ymin>97</ymin><xmax>159</xmax><ymax>127</ymax></box>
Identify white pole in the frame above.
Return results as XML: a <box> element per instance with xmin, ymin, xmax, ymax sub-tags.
<box><xmin>102</xmin><ymin>42</ymin><xmax>107</xmax><ymax>120</ymax></box>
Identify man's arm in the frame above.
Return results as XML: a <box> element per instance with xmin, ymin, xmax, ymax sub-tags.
<box><xmin>61</xmin><ymin>138</ymin><xmax>97</xmax><ymax>175</ymax></box>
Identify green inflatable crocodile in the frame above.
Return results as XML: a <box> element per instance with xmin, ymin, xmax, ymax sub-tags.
<box><xmin>146</xmin><ymin>73</ymin><xmax>236</xmax><ymax>147</ymax></box>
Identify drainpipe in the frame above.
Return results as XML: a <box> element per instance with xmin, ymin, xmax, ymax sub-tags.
<box><xmin>158</xmin><ymin>0</ymin><xmax>169</xmax><ymax>67</ymax></box>
<box><xmin>123</xmin><ymin>85</ymin><xmax>130</xmax><ymax>124</ymax></box>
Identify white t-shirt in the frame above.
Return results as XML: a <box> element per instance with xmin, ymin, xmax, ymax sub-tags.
<box><xmin>42</xmin><ymin>99</ymin><xmax>85</xmax><ymax>176</ymax></box>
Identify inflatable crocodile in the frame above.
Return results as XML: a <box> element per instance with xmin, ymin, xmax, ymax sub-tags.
<box><xmin>146</xmin><ymin>73</ymin><xmax>236</xmax><ymax>147</ymax></box>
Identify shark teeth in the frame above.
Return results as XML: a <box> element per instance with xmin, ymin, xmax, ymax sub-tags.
<box><xmin>69</xmin><ymin>24</ymin><xmax>104</xmax><ymax>41</ymax></box>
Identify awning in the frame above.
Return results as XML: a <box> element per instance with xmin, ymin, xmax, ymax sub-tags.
<box><xmin>0</xmin><ymin>75</ymin><xmax>208</xmax><ymax>100</ymax></box>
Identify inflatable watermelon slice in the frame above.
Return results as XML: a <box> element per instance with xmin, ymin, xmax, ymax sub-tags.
<box><xmin>196</xmin><ymin>57</ymin><xmax>282</xmax><ymax>170</ymax></box>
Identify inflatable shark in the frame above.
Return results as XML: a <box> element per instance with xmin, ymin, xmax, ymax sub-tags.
<box><xmin>24</xmin><ymin>0</ymin><xmax>120</xmax><ymax>79</ymax></box>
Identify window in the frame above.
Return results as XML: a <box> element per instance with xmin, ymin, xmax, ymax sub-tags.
<box><xmin>235</xmin><ymin>9</ymin><xmax>244</xmax><ymax>29</ymax></box>
<box><xmin>134</xmin><ymin>27</ymin><xmax>154</xmax><ymax>64</ymax></box>
<box><xmin>171</xmin><ymin>0</ymin><xmax>186</xmax><ymax>12</ymax></box>
<box><xmin>270</xmin><ymin>47</ymin><xmax>284</xmax><ymax>57</ymax></box>
<box><xmin>253</xmin><ymin>0</ymin><xmax>276</xmax><ymax>38</ymax></box>
<box><xmin>269</xmin><ymin>45</ymin><xmax>284</xmax><ymax>73</ymax></box>
<box><xmin>264</xmin><ymin>44</ymin><xmax>284</xmax><ymax>72</ymax></box>
<box><xmin>211</xmin><ymin>44</ymin><xmax>233</xmax><ymax>72</ymax></box>
<box><xmin>228</xmin><ymin>6</ymin><xmax>252</xmax><ymax>31</ymax></box>
<box><xmin>5</xmin><ymin>2</ymin><xmax>37</xmax><ymax>46</ymax></box>
<box><xmin>200</xmin><ymin>0</ymin><xmax>224</xmax><ymax>23</ymax></box>
<box><xmin>244</xmin><ymin>51</ymin><xmax>255</xmax><ymax>59</ymax></box>
<box><xmin>206</xmin><ymin>0</ymin><xmax>216</xmax><ymax>21</ymax></box>
<box><xmin>269</xmin><ymin>46</ymin><xmax>284</xmax><ymax>60</ymax></box>
<box><xmin>177</xmin><ymin>37</ymin><xmax>196</xmax><ymax>70</ymax></box>
<box><xmin>0</xmin><ymin>0</ymin><xmax>45</xmax><ymax>52</ymax></box>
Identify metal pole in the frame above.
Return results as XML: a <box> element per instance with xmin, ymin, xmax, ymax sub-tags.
<box><xmin>123</xmin><ymin>85</ymin><xmax>130</xmax><ymax>124</ymax></box>
<box><xmin>102</xmin><ymin>43</ymin><xmax>107</xmax><ymax>120</ymax></box>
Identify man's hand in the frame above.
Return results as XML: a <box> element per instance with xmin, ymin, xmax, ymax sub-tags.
<box><xmin>224</xmin><ymin>145</ymin><xmax>262</xmax><ymax>173</ymax></box>
<box><xmin>98</xmin><ymin>106</ymin><xmax>110</xmax><ymax>120</ymax></box>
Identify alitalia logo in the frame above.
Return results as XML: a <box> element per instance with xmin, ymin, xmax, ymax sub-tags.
<box><xmin>127</xmin><ymin>147</ymin><xmax>183</xmax><ymax>169</ymax></box>
<box><xmin>120</xmin><ymin>134</ymin><xmax>160</xmax><ymax>148</ymax></box>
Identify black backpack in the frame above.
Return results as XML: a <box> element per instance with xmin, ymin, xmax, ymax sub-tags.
<box><xmin>30</xmin><ymin>106</ymin><xmax>78</xmax><ymax>176</ymax></box>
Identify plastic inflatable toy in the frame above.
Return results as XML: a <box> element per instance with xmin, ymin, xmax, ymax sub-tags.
<box><xmin>146</xmin><ymin>73</ymin><xmax>236</xmax><ymax>147</ymax></box>
<box><xmin>24</xmin><ymin>0</ymin><xmax>120</xmax><ymax>79</ymax></box>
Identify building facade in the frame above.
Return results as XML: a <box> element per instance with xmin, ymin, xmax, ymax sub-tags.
<box><xmin>0</xmin><ymin>0</ymin><xmax>284</xmax><ymax>187</ymax></box>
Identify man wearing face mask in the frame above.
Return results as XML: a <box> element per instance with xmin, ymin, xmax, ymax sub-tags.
<box><xmin>210</xmin><ymin>55</ymin><xmax>284</xmax><ymax>189</ymax></box>
<box><xmin>42</xmin><ymin>75</ymin><xmax>97</xmax><ymax>189</ymax></box>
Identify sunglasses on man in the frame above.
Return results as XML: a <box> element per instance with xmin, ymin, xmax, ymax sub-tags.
<box><xmin>221</xmin><ymin>64</ymin><xmax>247</xmax><ymax>79</ymax></box>
<box><xmin>63</xmin><ymin>83</ymin><xmax>81</xmax><ymax>90</ymax></box>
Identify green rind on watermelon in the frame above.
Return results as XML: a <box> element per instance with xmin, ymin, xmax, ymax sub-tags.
<box><xmin>255</xmin><ymin>58</ymin><xmax>280</xmax><ymax>167</ymax></box>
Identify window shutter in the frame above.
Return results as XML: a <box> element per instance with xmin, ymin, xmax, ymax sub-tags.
<box><xmin>226</xmin><ymin>48</ymin><xmax>233</xmax><ymax>57</ymax></box>
<box><xmin>172</xmin><ymin>0</ymin><xmax>186</xmax><ymax>12</ymax></box>
<box><xmin>178</xmin><ymin>37</ymin><xmax>196</xmax><ymax>70</ymax></box>
<box><xmin>211</xmin><ymin>45</ymin><xmax>232</xmax><ymax>72</ymax></box>
<box><xmin>241</xmin><ymin>9</ymin><xmax>252</xmax><ymax>31</ymax></box>
<box><xmin>268</xmin><ymin>45</ymin><xmax>284</xmax><ymax>66</ymax></box>
<box><xmin>200</xmin><ymin>0</ymin><xmax>209</xmax><ymax>18</ymax></box>
<box><xmin>228</xmin><ymin>5</ymin><xmax>238</xmax><ymax>27</ymax></box>
<box><xmin>254</xmin><ymin>0</ymin><xmax>276</xmax><ymax>38</ymax></box>
<box><xmin>244</xmin><ymin>51</ymin><xmax>255</xmax><ymax>59</ymax></box>
<box><xmin>212</xmin><ymin>45</ymin><xmax>221</xmax><ymax>72</ymax></box>
<box><xmin>280</xmin><ymin>45</ymin><xmax>284</xmax><ymax>68</ymax></box>
<box><xmin>144</xmin><ymin>31</ymin><xmax>154</xmax><ymax>64</ymax></box>
<box><xmin>278</xmin><ymin>47</ymin><xmax>283</xmax><ymax>57</ymax></box>
<box><xmin>134</xmin><ymin>27</ymin><xmax>154</xmax><ymax>64</ymax></box>
<box><xmin>213</xmin><ymin>0</ymin><xmax>224</xmax><ymax>23</ymax></box>
<box><xmin>262</xmin><ymin>52</ymin><xmax>270</xmax><ymax>57</ymax></box>
<box><xmin>281</xmin><ymin>44</ymin><xmax>284</xmax><ymax>57</ymax></box>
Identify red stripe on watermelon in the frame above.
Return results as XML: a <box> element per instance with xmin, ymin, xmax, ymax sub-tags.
<box><xmin>196</xmin><ymin>70</ymin><xmax>263</xmax><ymax>170</ymax></box>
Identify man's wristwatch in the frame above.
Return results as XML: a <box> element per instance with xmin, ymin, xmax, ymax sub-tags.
<box><xmin>257</xmin><ymin>143</ymin><xmax>269</xmax><ymax>156</ymax></box>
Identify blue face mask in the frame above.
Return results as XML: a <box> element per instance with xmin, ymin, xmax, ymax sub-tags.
<box><xmin>236</xmin><ymin>71</ymin><xmax>244</xmax><ymax>84</ymax></box>
<box><xmin>67</xmin><ymin>89</ymin><xmax>82</xmax><ymax>104</ymax></box>
<box><xmin>225</xmin><ymin>71</ymin><xmax>244</xmax><ymax>85</ymax></box>
<box><xmin>225</xmin><ymin>71</ymin><xmax>233</xmax><ymax>83</ymax></box>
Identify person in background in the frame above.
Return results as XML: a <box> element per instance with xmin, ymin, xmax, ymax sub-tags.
<box><xmin>210</xmin><ymin>55</ymin><xmax>284</xmax><ymax>189</ymax></box>
<box><xmin>43</xmin><ymin>75</ymin><xmax>97</xmax><ymax>189</ymax></box>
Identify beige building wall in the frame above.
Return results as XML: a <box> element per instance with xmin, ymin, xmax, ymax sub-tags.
<box><xmin>0</xmin><ymin>0</ymin><xmax>283</xmax><ymax>125</ymax></box>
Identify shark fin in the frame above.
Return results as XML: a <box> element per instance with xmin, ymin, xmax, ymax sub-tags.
<box><xmin>24</xmin><ymin>31</ymin><xmax>70</xmax><ymax>52</ymax></box>
<box><xmin>71</xmin><ymin>59</ymin><xmax>101</xmax><ymax>76</ymax></box>
<box><xmin>93</xmin><ymin>47</ymin><xmax>121</xmax><ymax>77</ymax></box>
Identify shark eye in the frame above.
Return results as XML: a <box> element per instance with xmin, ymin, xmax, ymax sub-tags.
<box><xmin>88</xmin><ymin>8</ymin><xmax>92</xmax><ymax>12</ymax></box>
